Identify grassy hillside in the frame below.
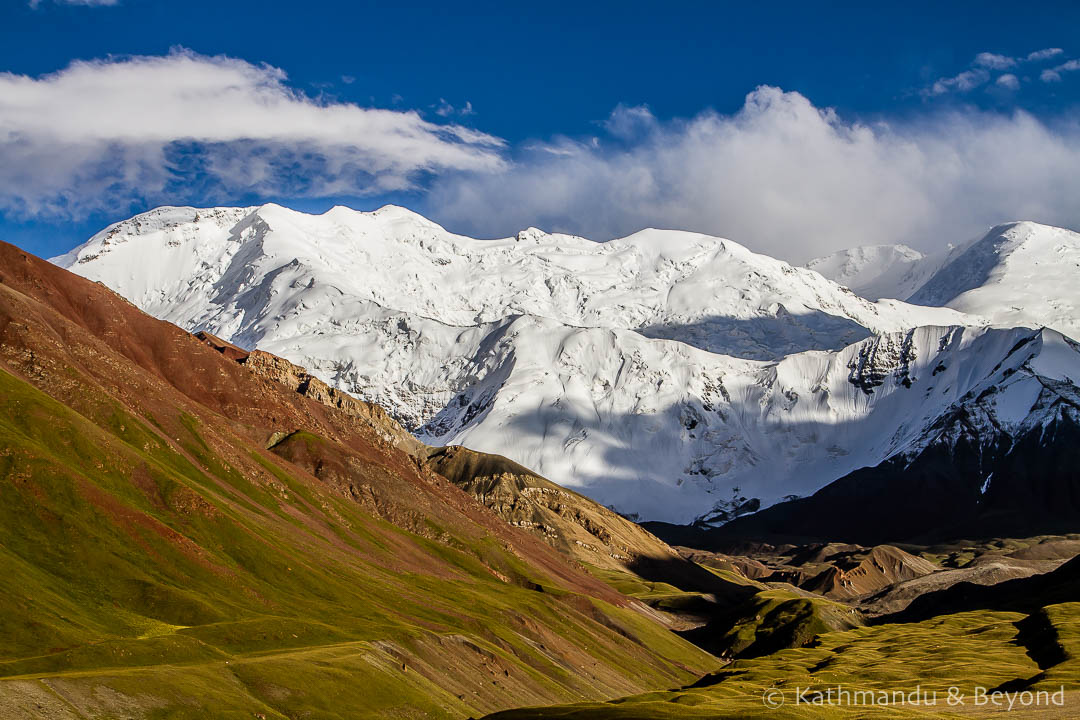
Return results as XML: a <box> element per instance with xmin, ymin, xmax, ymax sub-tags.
<box><xmin>485</xmin><ymin>600</ymin><xmax>1080</xmax><ymax>719</ymax></box>
<box><xmin>0</xmin><ymin>242</ymin><xmax>718</xmax><ymax>719</ymax></box>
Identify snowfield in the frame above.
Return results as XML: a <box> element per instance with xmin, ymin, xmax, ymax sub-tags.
<box><xmin>56</xmin><ymin>206</ymin><xmax>1080</xmax><ymax>523</ymax></box>
<box><xmin>804</xmin><ymin>243</ymin><xmax>971</xmax><ymax>302</ymax></box>
<box><xmin>908</xmin><ymin>221</ymin><xmax>1080</xmax><ymax>342</ymax></box>
<box><xmin>808</xmin><ymin>221</ymin><xmax>1080</xmax><ymax>343</ymax></box>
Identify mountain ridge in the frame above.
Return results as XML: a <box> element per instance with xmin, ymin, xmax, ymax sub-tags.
<box><xmin>55</xmin><ymin>205</ymin><xmax>1080</xmax><ymax>525</ymax></box>
<box><xmin>908</xmin><ymin>221</ymin><xmax>1080</xmax><ymax>341</ymax></box>
<box><xmin>808</xmin><ymin>221</ymin><xmax>1080</xmax><ymax>341</ymax></box>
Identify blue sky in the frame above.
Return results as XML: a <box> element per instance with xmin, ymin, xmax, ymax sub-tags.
<box><xmin>2</xmin><ymin>0</ymin><xmax>1080</xmax><ymax>260</ymax></box>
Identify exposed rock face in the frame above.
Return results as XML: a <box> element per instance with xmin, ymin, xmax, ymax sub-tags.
<box><xmin>847</xmin><ymin>330</ymin><xmax>918</xmax><ymax>393</ymax></box>
<box><xmin>192</xmin><ymin>330</ymin><xmax>250</xmax><ymax>361</ymax></box>
<box><xmin>196</xmin><ymin>331</ymin><xmax>422</xmax><ymax>456</ymax></box>
<box><xmin>804</xmin><ymin>545</ymin><xmax>937</xmax><ymax>599</ymax></box>
<box><xmin>425</xmin><ymin>445</ymin><xmax>679</xmax><ymax>572</ymax></box>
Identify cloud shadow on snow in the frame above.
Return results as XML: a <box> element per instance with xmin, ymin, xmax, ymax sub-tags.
<box><xmin>635</xmin><ymin>308</ymin><xmax>873</xmax><ymax>360</ymax></box>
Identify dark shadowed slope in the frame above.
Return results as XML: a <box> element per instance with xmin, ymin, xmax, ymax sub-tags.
<box><xmin>648</xmin><ymin>395</ymin><xmax>1080</xmax><ymax>548</ymax></box>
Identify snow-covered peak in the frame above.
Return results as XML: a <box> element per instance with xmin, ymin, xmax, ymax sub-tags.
<box><xmin>906</xmin><ymin>222</ymin><xmax>1080</xmax><ymax>342</ymax></box>
<box><xmin>53</xmin><ymin>205</ymin><xmax>1080</xmax><ymax>524</ymax></box>
<box><xmin>58</xmin><ymin>203</ymin><xmax>973</xmax><ymax>362</ymax></box>
<box><xmin>805</xmin><ymin>244</ymin><xmax>926</xmax><ymax>300</ymax></box>
<box><xmin>806</xmin><ymin>222</ymin><xmax>1080</xmax><ymax>343</ymax></box>
<box><xmin>902</xmin><ymin>221</ymin><xmax>1080</xmax><ymax>343</ymax></box>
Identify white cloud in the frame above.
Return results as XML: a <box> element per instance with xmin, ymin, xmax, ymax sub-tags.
<box><xmin>426</xmin><ymin>86</ymin><xmax>1080</xmax><ymax>262</ymax></box>
<box><xmin>925</xmin><ymin>68</ymin><xmax>990</xmax><ymax>96</ymax></box>
<box><xmin>0</xmin><ymin>50</ymin><xmax>504</xmax><ymax>217</ymax></box>
<box><xmin>927</xmin><ymin>48</ymin><xmax>1073</xmax><ymax>95</ymax></box>
<box><xmin>434</xmin><ymin>98</ymin><xmax>454</xmax><ymax>117</ymax></box>
<box><xmin>974</xmin><ymin>52</ymin><xmax>1016</xmax><ymax>70</ymax></box>
<box><xmin>1027</xmin><ymin>48</ymin><xmax>1064</xmax><ymax>62</ymax></box>
<box><xmin>29</xmin><ymin>0</ymin><xmax>119</xmax><ymax>8</ymax></box>
<box><xmin>603</xmin><ymin>104</ymin><xmax>659</xmax><ymax>139</ymax></box>
<box><xmin>433</xmin><ymin>98</ymin><xmax>475</xmax><ymax>117</ymax></box>
<box><xmin>996</xmin><ymin>73</ymin><xmax>1020</xmax><ymax>90</ymax></box>
<box><xmin>1041</xmin><ymin>58</ymin><xmax>1080</xmax><ymax>83</ymax></box>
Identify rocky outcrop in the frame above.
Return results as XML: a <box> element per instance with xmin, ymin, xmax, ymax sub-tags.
<box><xmin>425</xmin><ymin>445</ymin><xmax>679</xmax><ymax>572</ymax></box>
<box><xmin>804</xmin><ymin>545</ymin><xmax>937</xmax><ymax>599</ymax></box>
<box><xmin>847</xmin><ymin>329</ymin><xmax>918</xmax><ymax>393</ymax></box>
<box><xmin>196</xmin><ymin>331</ymin><xmax>422</xmax><ymax>456</ymax></box>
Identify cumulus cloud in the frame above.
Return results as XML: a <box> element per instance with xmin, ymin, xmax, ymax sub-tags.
<box><xmin>1041</xmin><ymin>58</ymin><xmax>1080</xmax><ymax>83</ymax></box>
<box><xmin>996</xmin><ymin>73</ymin><xmax>1020</xmax><ymax>90</ymax></box>
<box><xmin>926</xmin><ymin>48</ymin><xmax>1072</xmax><ymax>96</ymax></box>
<box><xmin>974</xmin><ymin>52</ymin><xmax>1016</xmax><ymax>70</ymax></box>
<box><xmin>425</xmin><ymin>86</ymin><xmax>1080</xmax><ymax>262</ymax></box>
<box><xmin>0</xmin><ymin>49</ymin><xmax>504</xmax><ymax>217</ymax></box>
<box><xmin>1027</xmin><ymin>48</ymin><xmax>1064</xmax><ymax>62</ymax></box>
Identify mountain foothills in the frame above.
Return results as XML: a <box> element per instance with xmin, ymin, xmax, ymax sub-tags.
<box><xmin>59</xmin><ymin>206</ymin><xmax>1080</xmax><ymax>533</ymax></box>
<box><xmin>0</xmin><ymin>241</ymin><xmax>721</xmax><ymax>718</ymax></box>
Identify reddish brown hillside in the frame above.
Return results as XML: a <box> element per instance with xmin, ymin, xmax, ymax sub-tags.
<box><xmin>0</xmin><ymin>241</ymin><xmax>622</xmax><ymax>597</ymax></box>
<box><xmin>0</xmin><ymin>241</ymin><xmax>716</xmax><ymax>719</ymax></box>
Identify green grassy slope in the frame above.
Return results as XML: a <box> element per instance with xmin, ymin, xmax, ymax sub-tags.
<box><xmin>0</xmin><ymin>242</ymin><xmax>718</xmax><ymax>719</ymax></box>
<box><xmin>483</xmin><ymin>599</ymin><xmax>1080</xmax><ymax>718</ymax></box>
<box><xmin>480</xmin><ymin>513</ymin><xmax>1080</xmax><ymax>718</ymax></box>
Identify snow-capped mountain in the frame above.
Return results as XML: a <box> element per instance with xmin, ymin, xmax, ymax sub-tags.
<box><xmin>807</xmin><ymin>241</ymin><xmax>950</xmax><ymax>297</ymax></box>
<box><xmin>714</xmin><ymin>326</ymin><xmax>1080</xmax><ymax>543</ymax></box>
<box><xmin>807</xmin><ymin>222</ymin><xmax>1080</xmax><ymax>342</ymax></box>
<box><xmin>55</xmin><ymin>205</ymin><xmax>1079</xmax><ymax>524</ymax></box>
<box><xmin>805</xmin><ymin>244</ymin><xmax>930</xmax><ymax>301</ymax></box>
<box><xmin>908</xmin><ymin>221</ymin><xmax>1080</xmax><ymax>341</ymax></box>
<box><xmin>53</xmin><ymin>204</ymin><xmax>971</xmax><ymax>361</ymax></box>
<box><xmin>804</xmin><ymin>240</ymin><xmax>977</xmax><ymax>302</ymax></box>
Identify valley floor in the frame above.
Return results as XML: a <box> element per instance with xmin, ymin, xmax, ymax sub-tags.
<box><xmin>7</xmin><ymin>597</ymin><xmax>1073</xmax><ymax>719</ymax></box>
<box><xmin>483</xmin><ymin>601</ymin><xmax>1080</xmax><ymax>719</ymax></box>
